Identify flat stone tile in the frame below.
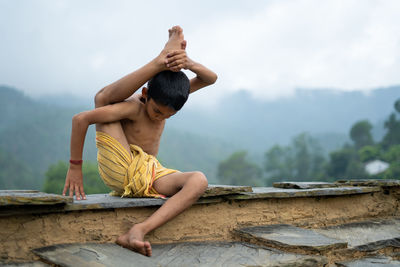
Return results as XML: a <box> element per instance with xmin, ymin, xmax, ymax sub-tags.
<box><xmin>314</xmin><ymin>218</ymin><xmax>400</xmax><ymax>251</ymax></box>
<box><xmin>336</xmin><ymin>179</ymin><xmax>400</xmax><ymax>187</ymax></box>
<box><xmin>64</xmin><ymin>193</ymin><xmax>222</xmax><ymax>212</ymax></box>
<box><xmin>336</xmin><ymin>256</ymin><xmax>400</xmax><ymax>267</ymax></box>
<box><xmin>228</xmin><ymin>186</ymin><xmax>381</xmax><ymax>200</ymax></box>
<box><xmin>273</xmin><ymin>182</ymin><xmax>338</xmax><ymax>189</ymax></box>
<box><xmin>0</xmin><ymin>192</ymin><xmax>72</xmax><ymax>206</ymax></box>
<box><xmin>0</xmin><ymin>262</ymin><xmax>49</xmax><ymax>266</ymax></box>
<box><xmin>236</xmin><ymin>224</ymin><xmax>347</xmax><ymax>252</ymax></box>
<box><xmin>202</xmin><ymin>184</ymin><xmax>252</xmax><ymax>197</ymax></box>
<box><xmin>152</xmin><ymin>241</ymin><xmax>327</xmax><ymax>267</ymax></box>
<box><xmin>32</xmin><ymin>243</ymin><xmax>158</xmax><ymax>267</ymax></box>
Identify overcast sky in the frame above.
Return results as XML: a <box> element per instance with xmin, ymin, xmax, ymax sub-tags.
<box><xmin>1</xmin><ymin>0</ymin><xmax>399</xmax><ymax>107</ymax></box>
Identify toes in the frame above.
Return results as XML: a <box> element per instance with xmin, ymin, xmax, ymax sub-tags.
<box><xmin>144</xmin><ymin>241</ymin><xmax>152</xmax><ymax>257</ymax></box>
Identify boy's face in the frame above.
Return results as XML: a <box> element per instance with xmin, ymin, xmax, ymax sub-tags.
<box><xmin>145</xmin><ymin>98</ymin><xmax>177</xmax><ymax>122</ymax></box>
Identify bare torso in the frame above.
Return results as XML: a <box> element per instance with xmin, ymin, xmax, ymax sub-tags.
<box><xmin>121</xmin><ymin>95</ymin><xmax>165</xmax><ymax>156</ymax></box>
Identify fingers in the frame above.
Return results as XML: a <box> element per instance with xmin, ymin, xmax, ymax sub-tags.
<box><xmin>62</xmin><ymin>182</ymin><xmax>68</xmax><ymax>196</ymax></box>
<box><xmin>63</xmin><ymin>182</ymin><xmax>86</xmax><ymax>200</ymax></box>
<box><xmin>79</xmin><ymin>186</ymin><xmax>87</xmax><ymax>200</ymax></box>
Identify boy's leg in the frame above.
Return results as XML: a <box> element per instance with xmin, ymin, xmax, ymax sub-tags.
<box><xmin>116</xmin><ymin>171</ymin><xmax>208</xmax><ymax>256</ymax></box>
<box><xmin>94</xmin><ymin>26</ymin><xmax>184</xmax><ymax>108</ymax></box>
<box><xmin>96</xmin><ymin>122</ymin><xmax>132</xmax><ymax>155</ymax></box>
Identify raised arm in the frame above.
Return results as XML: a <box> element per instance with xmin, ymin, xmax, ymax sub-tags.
<box><xmin>165</xmin><ymin>49</ymin><xmax>217</xmax><ymax>94</ymax></box>
<box><xmin>95</xmin><ymin>26</ymin><xmax>185</xmax><ymax>107</ymax></box>
<box><xmin>63</xmin><ymin>102</ymin><xmax>139</xmax><ymax>200</ymax></box>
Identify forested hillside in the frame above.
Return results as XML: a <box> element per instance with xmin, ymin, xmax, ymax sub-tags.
<box><xmin>0</xmin><ymin>86</ymin><xmax>236</xmax><ymax>189</ymax></box>
<box><xmin>0</xmin><ymin>85</ymin><xmax>398</xmax><ymax>190</ymax></box>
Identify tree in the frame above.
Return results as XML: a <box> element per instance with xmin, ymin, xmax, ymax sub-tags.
<box><xmin>326</xmin><ymin>146</ymin><xmax>367</xmax><ymax>179</ymax></box>
<box><xmin>350</xmin><ymin>120</ymin><xmax>374</xmax><ymax>149</ymax></box>
<box><xmin>217</xmin><ymin>151</ymin><xmax>263</xmax><ymax>186</ymax></box>
<box><xmin>381</xmin><ymin>145</ymin><xmax>400</xmax><ymax>179</ymax></box>
<box><xmin>264</xmin><ymin>133</ymin><xmax>326</xmax><ymax>184</ymax></box>
<box><xmin>0</xmin><ymin>148</ymin><xmax>38</xmax><ymax>189</ymax></box>
<box><xmin>358</xmin><ymin>145</ymin><xmax>381</xmax><ymax>163</ymax></box>
<box><xmin>382</xmin><ymin>113</ymin><xmax>400</xmax><ymax>149</ymax></box>
<box><xmin>264</xmin><ymin>145</ymin><xmax>294</xmax><ymax>182</ymax></box>
<box><xmin>43</xmin><ymin>161</ymin><xmax>110</xmax><ymax>194</ymax></box>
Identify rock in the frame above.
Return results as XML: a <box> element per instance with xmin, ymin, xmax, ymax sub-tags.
<box><xmin>0</xmin><ymin>191</ymin><xmax>72</xmax><ymax>206</ymax></box>
<box><xmin>32</xmin><ymin>243</ymin><xmax>158</xmax><ymax>267</ymax></box>
<box><xmin>0</xmin><ymin>262</ymin><xmax>49</xmax><ymax>266</ymax></box>
<box><xmin>314</xmin><ymin>218</ymin><xmax>400</xmax><ymax>251</ymax></box>
<box><xmin>152</xmin><ymin>241</ymin><xmax>327</xmax><ymax>267</ymax></box>
<box><xmin>273</xmin><ymin>182</ymin><xmax>338</xmax><ymax>189</ymax></box>
<box><xmin>336</xmin><ymin>256</ymin><xmax>400</xmax><ymax>267</ymax></box>
<box><xmin>335</xmin><ymin>179</ymin><xmax>400</xmax><ymax>187</ymax></box>
<box><xmin>202</xmin><ymin>185</ymin><xmax>253</xmax><ymax>197</ymax></box>
<box><xmin>228</xmin><ymin>186</ymin><xmax>380</xmax><ymax>200</ymax></box>
<box><xmin>32</xmin><ymin>242</ymin><xmax>327</xmax><ymax>267</ymax></box>
<box><xmin>236</xmin><ymin>224</ymin><xmax>347</xmax><ymax>252</ymax></box>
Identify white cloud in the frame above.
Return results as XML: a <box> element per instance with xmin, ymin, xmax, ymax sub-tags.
<box><xmin>0</xmin><ymin>0</ymin><xmax>399</xmax><ymax>104</ymax></box>
<box><xmin>189</xmin><ymin>0</ymin><xmax>400</xmax><ymax>100</ymax></box>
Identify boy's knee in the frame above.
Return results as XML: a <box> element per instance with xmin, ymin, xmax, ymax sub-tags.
<box><xmin>192</xmin><ymin>171</ymin><xmax>208</xmax><ymax>191</ymax></box>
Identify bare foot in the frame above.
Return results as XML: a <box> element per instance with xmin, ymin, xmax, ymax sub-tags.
<box><xmin>164</xmin><ymin>26</ymin><xmax>184</xmax><ymax>52</ymax></box>
<box><xmin>116</xmin><ymin>225</ymin><xmax>152</xmax><ymax>257</ymax></box>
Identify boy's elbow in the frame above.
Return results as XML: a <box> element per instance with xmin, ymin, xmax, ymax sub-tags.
<box><xmin>72</xmin><ymin>112</ymin><xmax>89</xmax><ymax>127</ymax></box>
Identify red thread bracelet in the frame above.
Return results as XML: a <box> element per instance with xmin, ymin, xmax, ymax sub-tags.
<box><xmin>69</xmin><ymin>159</ymin><xmax>83</xmax><ymax>165</ymax></box>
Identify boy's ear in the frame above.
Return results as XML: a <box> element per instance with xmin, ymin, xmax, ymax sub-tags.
<box><xmin>142</xmin><ymin>87</ymin><xmax>148</xmax><ymax>98</ymax></box>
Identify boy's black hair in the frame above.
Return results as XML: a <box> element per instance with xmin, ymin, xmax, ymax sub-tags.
<box><xmin>147</xmin><ymin>70</ymin><xmax>190</xmax><ymax>111</ymax></box>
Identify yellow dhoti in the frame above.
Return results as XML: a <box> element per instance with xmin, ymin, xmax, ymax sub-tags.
<box><xmin>95</xmin><ymin>131</ymin><xmax>177</xmax><ymax>198</ymax></box>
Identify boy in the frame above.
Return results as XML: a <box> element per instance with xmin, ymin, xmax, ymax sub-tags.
<box><xmin>62</xmin><ymin>26</ymin><xmax>217</xmax><ymax>257</ymax></box>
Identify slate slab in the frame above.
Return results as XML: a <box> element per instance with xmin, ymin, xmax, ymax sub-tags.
<box><xmin>202</xmin><ymin>184</ymin><xmax>253</xmax><ymax>197</ymax></box>
<box><xmin>0</xmin><ymin>191</ymin><xmax>72</xmax><ymax>206</ymax></box>
<box><xmin>314</xmin><ymin>218</ymin><xmax>400</xmax><ymax>251</ymax></box>
<box><xmin>228</xmin><ymin>186</ymin><xmax>380</xmax><ymax>200</ymax></box>
<box><xmin>32</xmin><ymin>242</ymin><xmax>327</xmax><ymax>267</ymax></box>
<box><xmin>236</xmin><ymin>224</ymin><xmax>347</xmax><ymax>252</ymax></box>
<box><xmin>336</xmin><ymin>256</ymin><xmax>400</xmax><ymax>267</ymax></box>
<box><xmin>151</xmin><ymin>241</ymin><xmax>327</xmax><ymax>267</ymax></box>
<box><xmin>273</xmin><ymin>182</ymin><xmax>338</xmax><ymax>189</ymax></box>
<box><xmin>32</xmin><ymin>243</ymin><xmax>158</xmax><ymax>267</ymax></box>
<box><xmin>0</xmin><ymin>262</ymin><xmax>49</xmax><ymax>266</ymax></box>
<box><xmin>335</xmin><ymin>179</ymin><xmax>400</xmax><ymax>187</ymax></box>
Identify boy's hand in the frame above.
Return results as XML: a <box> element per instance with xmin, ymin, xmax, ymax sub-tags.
<box><xmin>165</xmin><ymin>49</ymin><xmax>194</xmax><ymax>72</ymax></box>
<box><xmin>63</xmin><ymin>166</ymin><xmax>86</xmax><ymax>200</ymax></box>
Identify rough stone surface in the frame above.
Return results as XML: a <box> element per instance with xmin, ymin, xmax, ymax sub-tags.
<box><xmin>32</xmin><ymin>243</ymin><xmax>158</xmax><ymax>267</ymax></box>
<box><xmin>315</xmin><ymin>218</ymin><xmax>400</xmax><ymax>251</ymax></box>
<box><xmin>336</xmin><ymin>179</ymin><xmax>400</xmax><ymax>187</ymax></box>
<box><xmin>0</xmin><ymin>191</ymin><xmax>72</xmax><ymax>206</ymax></box>
<box><xmin>2</xmin><ymin>187</ymin><xmax>398</xmax><ymax>262</ymax></box>
<box><xmin>273</xmin><ymin>182</ymin><xmax>338</xmax><ymax>189</ymax></box>
<box><xmin>33</xmin><ymin>242</ymin><xmax>327</xmax><ymax>267</ymax></box>
<box><xmin>0</xmin><ymin>185</ymin><xmax>382</xmax><ymax>216</ymax></box>
<box><xmin>152</xmin><ymin>242</ymin><xmax>328</xmax><ymax>267</ymax></box>
<box><xmin>0</xmin><ymin>262</ymin><xmax>49</xmax><ymax>266</ymax></box>
<box><xmin>229</xmin><ymin>186</ymin><xmax>381</xmax><ymax>200</ymax></box>
<box><xmin>236</xmin><ymin>224</ymin><xmax>347</xmax><ymax>252</ymax></box>
<box><xmin>202</xmin><ymin>184</ymin><xmax>252</xmax><ymax>197</ymax></box>
<box><xmin>336</xmin><ymin>256</ymin><xmax>400</xmax><ymax>267</ymax></box>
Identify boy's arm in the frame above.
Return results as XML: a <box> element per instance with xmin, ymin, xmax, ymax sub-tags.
<box><xmin>96</xmin><ymin>57</ymin><xmax>167</xmax><ymax>106</ymax></box>
<box><xmin>165</xmin><ymin>50</ymin><xmax>218</xmax><ymax>94</ymax></box>
<box><xmin>63</xmin><ymin>102</ymin><xmax>139</xmax><ymax>200</ymax></box>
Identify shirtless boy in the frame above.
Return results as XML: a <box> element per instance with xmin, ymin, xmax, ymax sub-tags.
<box><xmin>62</xmin><ymin>26</ymin><xmax>217</xmax><ymax>256</ymax></box>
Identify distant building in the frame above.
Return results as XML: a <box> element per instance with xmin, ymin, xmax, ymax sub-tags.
<box><xmin>365</xmin><ymin>160</ymin><xmax>390</xmax><ymax>175</ymax></box>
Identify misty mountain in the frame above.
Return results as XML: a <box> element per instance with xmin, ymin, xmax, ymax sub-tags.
<box><xmin>167</xmin><ymin>86</ymin><xmax>399</xmax><ymax>153</ymax></box>
<box><xmin>1</xmin><ymin>85</ymin><xmax>398</xmax><ymax>189</ymax></box>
